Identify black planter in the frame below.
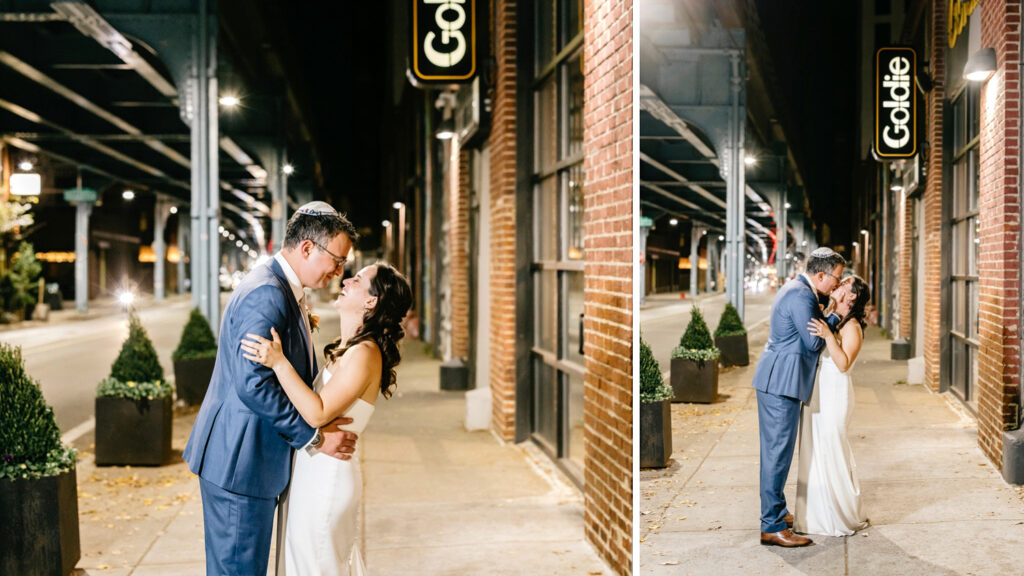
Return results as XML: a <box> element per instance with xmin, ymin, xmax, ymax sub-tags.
<box><xmin>670</xmin><ymin>356</ymin><xmax>719</xmax><ymax>403</ymax></box>
<box><xmin>640</xmin><ymin>399</ymin><xmax>673</xmax><ymax>468</ymax></box>
<box><xmin>0</xmin><ymin>467</ymin><xmax>80</xmax><ymax>576</ymax></box>
<box><xmin>95</xmin><ymin>396</ymin><xmax>173</xmax><ymax>466</ymax></box>
<box><xmin>715</xmin><ymin>333</ymin><xmax>749</xmax><ymax>367</ymax></box>
<box><xmin>173</xmin><ymin>356</ymin><xmax>216</xmax><ymax>405</ymax></box>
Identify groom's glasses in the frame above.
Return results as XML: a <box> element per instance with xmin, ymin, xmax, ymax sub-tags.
<box><xmin>313</xmin><ymin>242</ymin><xmax>347</xmax><ymax>270</ymax></box>
<box><xmin>827</xmin><ymin>272</ymin><xmax>843</xmax><ymax>283</ymax></box>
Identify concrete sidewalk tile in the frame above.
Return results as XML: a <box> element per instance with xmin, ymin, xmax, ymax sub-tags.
<box><xmin>860</xmin><ymin>479</ymin><xmax>1024</xmax><ymax>525</ymax></box>
<box><xmin>846</xmin><ymin>521</ymin><xmax>1024</xmax><ymax>575</ymax></box>
<box><xmin>366</xmin><ymin>540</ymin><xmax>610</xmax><ymax>575</ymax></box>
<box><xmin>639</xmin><ymin>529</ymin><xmax>846</xmax><ymax>575</ymax></box>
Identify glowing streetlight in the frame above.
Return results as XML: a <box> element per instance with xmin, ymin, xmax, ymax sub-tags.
<box><xmin>122</xmin><ymin>190</ymin><xmax>135</xmax><ymax>200</ymax></box>
<box><xmin>18</xmin><ymin>160</ymin><xmax>33</xmax><ymax>171</ymax></box>
<box><xmin>282</xmin><ymin>164</ymin><xmax>295</xmax><ymax>176</ymax></box>
<box><xmin>669</xmin><ymin>218</ymin><xmax>678</xmax><ymax>226</ymax></box>
<box><xmin>219</xmin><ymin>94</ymin><xmax>240</xmax><ymax>107</ymax></box>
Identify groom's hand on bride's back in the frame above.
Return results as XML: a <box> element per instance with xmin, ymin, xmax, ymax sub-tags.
<box><xmin>319</xmin><ymin>416</ymin><xmax>359</xmax><ymax>460</ymax></box>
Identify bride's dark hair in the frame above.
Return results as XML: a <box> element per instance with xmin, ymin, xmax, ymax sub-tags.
<box><xmin>836</xmin><ymin>275</ymin><xmax>871</xmax><ymax>331</ymax></box>
<box><xmin>323</xmin><ymin>263</ymin><xmax>413</xmax><ymax>398</ymax></box>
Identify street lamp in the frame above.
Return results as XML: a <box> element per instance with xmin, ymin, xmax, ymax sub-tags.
<box><xmin>382</xmin><ymin>219</ymin><xmax>393</xmax><ymax>263</ymax></box>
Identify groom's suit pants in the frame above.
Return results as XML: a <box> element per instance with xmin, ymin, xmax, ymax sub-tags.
<box><xmin>757</xmin><ymin>390</ymin><xmax>802</xmax><ymax>533</ymax></box>
<box><xmin>199</xmin><ymin>477</ymin><xmax>277</xmax><ymax>576</ymax></box>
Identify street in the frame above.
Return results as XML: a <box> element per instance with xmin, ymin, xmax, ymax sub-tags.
<box><xmin>640</xmin><ymin>289</ymin><xmax>775</xmax><ymax>376</ymax></box>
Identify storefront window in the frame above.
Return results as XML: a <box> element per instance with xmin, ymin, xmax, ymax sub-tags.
<box><xmin>948</xmin><ymin>82</ymin><xmax>980</xmax><ymax>407</ymax></box>
<box><xmin>530</xmin><ymin>0</ymin><xmax>585</xmax><ymax>481</ymax></box>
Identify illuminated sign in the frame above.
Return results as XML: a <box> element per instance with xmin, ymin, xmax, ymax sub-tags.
<box><xmin>948</xmin><ymin>0</ymin><xmax>980</xmax><ymax>48</ymax></box>
<box><xmin>411</xmin><ymin>0</ymin><xmax>476</xmax><ymax>84</ymax></box>
<box><xmin>10</xmin><ymin>173</ymin><xmax>41</xmax><ymax>196</ymax></box>
<box><xmin>874</xmin><ymin>47</ymin><xmax>917</xmax><ymax>159</ymax></box>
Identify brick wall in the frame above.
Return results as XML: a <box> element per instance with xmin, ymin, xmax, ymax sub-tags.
<box><xmin>450</xmin><ymin>148</ymin><xmax>471</xmax><ymax>360</ymax></box>
<box><xmin>898</xmin><ymin>189</ymin><xmax>913</xmax><ymax>340</ymax></box>
<box><xmin>583</xmin><ymin>0</ymin><xmax>633</xmax><ymax>573</ymax></box>
<box><xmin>923</xmin><ymin>2</ymin><xmax>947</xmax><ymax>392</ymax></box>
<box><xmin>488</xmin><ymin>0</ymin><xmax>519</xmax><ymax>442</ymax></box>
<box><xmin>976</xmin><ymin>0</ymin><xmax>1022</xmax><ymax>465</ymax></box>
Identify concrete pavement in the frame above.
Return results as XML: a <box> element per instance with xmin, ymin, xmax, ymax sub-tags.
<box><xmin>16</xmin><ymin>295</ymin><xmax>613</xmax><ymax>575</ymax></box>
<box><xmin>639</xmin><ymin>317</ymin><xmax>1024</xmax><ymax>575</ymax></box>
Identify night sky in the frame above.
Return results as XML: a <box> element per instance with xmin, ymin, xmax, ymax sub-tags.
<box><xmin>754</xmin><ymin>1</ymin><xmax>860</xmax><ymax>245</ymax></box>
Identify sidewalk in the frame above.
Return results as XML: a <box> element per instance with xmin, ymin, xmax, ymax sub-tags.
<box><xmin>67</xmin><ymin>319</ymin><xmax>611</xmax><ymax>574</ymax></box>
<box><xmin>639</xmin><ymin>325</ymin><xmax>1024</xmax><ymax>575</ymax></box>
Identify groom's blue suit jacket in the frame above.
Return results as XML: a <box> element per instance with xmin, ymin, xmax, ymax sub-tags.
<box><xmin>751</xmin><ymin>275</ymin><xmax>832</xmax><ymax>404</ymax></box>
<box><xmin>183</xmin><ymin>258</ymin><xmax>317</xmax><ymax>499</ymax></box>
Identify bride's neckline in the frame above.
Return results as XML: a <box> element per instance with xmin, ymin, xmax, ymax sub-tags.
<box><xmin>321</xmin><ymin>367</ymin><xmax>377</xmax><ymax>408</ymax></box>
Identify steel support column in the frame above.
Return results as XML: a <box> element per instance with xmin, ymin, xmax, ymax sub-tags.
<box><xmin>190</xmin><ymin>0</ymin><xmax>220</xmax><ymax>331</ymax></box>
<box><xmin>153</xmin><ymin>197</ymin><xmax>171</xmax><ymax>300</ymax></box>
<box><xmin>724</xmin><ymin>50</ymin><xmax>746</xmax><ymax>320</ymax></box>
<box><xmin>74</xmin><ymin>201</ymin><xmax>91</xmax><ymax>313</ymax></box>
<box><xmin>177</xmin><ymin>207</ymin><xmax>188</xmax><ymax>294</ymax></box>
<box><xmin>640</xmin><ymin>223</ymin><xmax>650</xmax><ymax>305</ymax></box>
<box><xmin>690</xmin><ymin>225</ymin><xmax>702</xmax><ymax>298</ymax></box>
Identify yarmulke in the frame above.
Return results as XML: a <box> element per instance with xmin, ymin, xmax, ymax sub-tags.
<box><xmin>295</xmin><ymin>201</ymin><xmax>338</xmax><ymax>216</ymax></box>
<box><xmin>809</xmin><ymin>247</ymin><xmax>839</xmax><ymax>259</ymax></box>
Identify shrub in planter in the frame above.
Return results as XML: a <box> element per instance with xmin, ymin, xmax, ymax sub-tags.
<box><xmin>0</xmin><ymin>342</ymin><xmax>80</xmax><ymax>575</ymax></box>
<box><xmin>670</xmin><ymin>306</ymin><xmax>720</xmax><ymax>403</ymax></box>
<box><xmin>714</xmin><ymin>301</ymin><xmax>749</xmax><ymax>367</ymax></box>
<box><xmin>640</xmin><ymin>338</ymin><xmax>673</xmax><ymax>469</ymax></box>
<box><xmin>95</xmin><ymin>313</ymin><xmax>173</xmax><ymax>466</ymax></box>
<box><xmin>171</xmin><ymin>308</ymin><xmax>218</xmax><ymax>405</ymax></box>
<box><xmin>0</xmin><ymin>242</ymin><xmax>41</xmax><ymax>320</ymax></box>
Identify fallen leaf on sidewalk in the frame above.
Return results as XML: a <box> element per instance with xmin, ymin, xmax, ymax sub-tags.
<box><xmin>661</xmin><ymin>561</ymin><xmax>680</xmax><ymax>566</ymax></box>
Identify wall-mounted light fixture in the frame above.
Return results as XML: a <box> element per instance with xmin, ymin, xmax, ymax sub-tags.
<box><xmin>964</xmin><ymin>47</ymin><xmax>997</xmax><ymax>82</ymax></box>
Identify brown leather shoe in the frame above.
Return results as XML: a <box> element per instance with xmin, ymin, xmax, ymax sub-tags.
<box><xmin>760</xmin><ymin>529</ymin><xmax>813</xmax><ymax>547</ymax></box>
<box><xmin>784</xmin><ymin>513</ymin><xmax>794</xmax><ymax>528</ymax></box>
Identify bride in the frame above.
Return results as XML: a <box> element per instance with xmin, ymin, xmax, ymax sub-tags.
<box><xmin>241</xmin><ymin>262</ymin><xmax>412</xmax><ymax>575</ymax></box>
<box><xmin>796</xmin><ymin>275</ymin><xmax>871</xmax><ymax>537</ymax></box>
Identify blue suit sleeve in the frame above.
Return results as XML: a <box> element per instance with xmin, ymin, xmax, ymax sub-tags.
<box><xmin>228</xmin><ymin>285</ymin><xmax>316</xmax><ymax>449</ymax></box>
<box><xmin>791</xmin><ymin>290</ymin><xmax>826</xmax><ymax>352</ymax></box>
<box><xmin>826</xmin><ymin>312</ymin><xmax>841</xmax><ymax>330</ymax></box>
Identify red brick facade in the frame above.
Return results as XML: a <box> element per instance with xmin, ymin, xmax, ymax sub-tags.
<box><xmin>975</xmin><ymin>0</ymin><xmax>1022</xmax><ymax>463</ymax></box>
<box><xmin>922</xmin><ymin>2</ymin><xmax>946</xmax><ymax>392</ymax></box>
<box><xmin>488</xmin><ymin>0</ymin><xmax>519</xmax><ymax>442</ymax></box>
<box><xmin>910</xmin><ymin>0</ymin><xmax>1023</xmax><ymax>466</ymax></box>
<box><xmin>450</xmin><ymin>149</ymin><xmax>471</xmax><ymax>361</ymax></box>
<box><xmin>583</xmin><ymin>0</ymin><xmax>633</xmax><ymax>573</ymax></box>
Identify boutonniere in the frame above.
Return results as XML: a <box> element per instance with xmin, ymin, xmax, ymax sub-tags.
<box><xmin>304</xmin><ymin>302</ymin><xmax>320</xmax><ymax>333</ymax></box>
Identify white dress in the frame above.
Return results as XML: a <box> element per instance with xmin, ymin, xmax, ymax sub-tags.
<box><xmin>278</xmin><ymin>367</ymin><xmax>374</xmax><ymax>575</ymax></box>
<box><xmin>795</xmin><ymin>352</ymin><xmax>869</xmax><ymax>536</ymax></box>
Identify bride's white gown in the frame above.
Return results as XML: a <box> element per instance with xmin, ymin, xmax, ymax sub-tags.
<box><xmin>795</xmin><ymin>352</ymin><xmax>869</xmax><ymax>536</ymax></box>
<box><xmin>278</xmin><ymin>366</ymin><xmax>374</xmax><ymax>575</ymax></box>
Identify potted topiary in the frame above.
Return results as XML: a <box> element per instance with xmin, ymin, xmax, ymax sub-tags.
<box><xmin>94</xmin><ymin>312</ymin><xmax>173</xmax><ymax>466</ymax></box>
<box><xmin>670</xmin><ymin>306</ymin><xmax>721</xmax><ymax>403</ymax></box>
<box><xmin>0</xmin><ymin>342</ymin><xmax>80</xmax><ymax>575</ymax></box>
<box><xmin>172</xmin><ymin>308</ymin><xmax>218</xmax><ymax>405</ymax></box>
<box><xmin>640</xmin><ymin>337</ymin><xmax>673</xmax><ymax>468</ymax></box>
<box><xmin>714</xmin><ymin>301</ymin><xmax>749</xmax><ymax>367</ymax></box>
<box><xmin>0</xmin><ymin>242</ymin><xmax>41</xmax><ymax>321</ymax></box>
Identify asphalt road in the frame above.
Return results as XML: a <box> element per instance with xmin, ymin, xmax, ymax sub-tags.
<box><xmin>639</xmin><ymin>289</ymin><xmax>775</xmax><ymax>377</ymax></box>
<box><xmin>0</xmin><ymin>293</ymin><xmax>344</xmax><ymax>434</ymax></box>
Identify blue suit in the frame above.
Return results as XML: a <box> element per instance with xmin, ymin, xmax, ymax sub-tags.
<box><xmin>183</xmin><ymin>258</ymin><xmax>317</xmax><ymax>575</ymax></box>
<box><xmin>752</xmin><ymin>275</ymin><xmax>838</xmax><ymax>533</ymax></box>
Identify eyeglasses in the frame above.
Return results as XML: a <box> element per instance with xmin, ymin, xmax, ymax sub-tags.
<box><xmin>312</xmin><ymin>241</ymin><xmax>347</xmax><ymax>269</ymax></box>
<box><xmin>827</xmin><ymin>272</ymin><xmax>843</xmax><ymax>283</ymax></box>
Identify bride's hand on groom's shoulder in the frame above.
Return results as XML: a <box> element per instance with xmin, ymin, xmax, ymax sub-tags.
<box><xmin>319</xmin><ymin>416</ymin><xmax>358</xmax><ymax>461</ymax></box>
<box><xmin>240</xmin><ymin>327</ymin><xmax>286</xmax><ymax>370</ymax></box>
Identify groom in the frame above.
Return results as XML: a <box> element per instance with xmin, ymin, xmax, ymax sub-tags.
<box><xmin>752</xmin><ymin>247</ymin><xmax>846</xmax><ymax>547</ymax></box>
<box><xmin>184</xmin><ymin>201</ymin><xmax>359</xmax><ymax>575</ymax></box>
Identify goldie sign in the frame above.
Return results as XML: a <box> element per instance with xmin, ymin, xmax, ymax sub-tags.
<box><xmin>411</xmin><ymin>0</ymin><xmax>477</xmax><ymax>83</ymax></box>
<box><xmin>875</xmin><ymin>47</ymin><xmax>917</xmax><ymax>159</ymax></box>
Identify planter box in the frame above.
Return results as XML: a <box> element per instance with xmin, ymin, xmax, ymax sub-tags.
<box><xmin>715</xmin><ymin>334</ymin><xmax>749</xmax><ymax>367</ymax></box>
<box><xmin>95</xmin><ymin>396</ymin><xmax>173</xmax><ymax>466</ymax></box>
<box><xmin>0</xmin><ymin>467</ymin><xmax>80</xmax><ymax>576</ymax></box>
<box><xmin>640</xmin><ymin>399</ymin><xmax>673</xmax><ymax>468</ymax></box>
<box><xmin>173</xmin><ymin>356</ymin><xmax>216</xmax><ymax>405</ymax></box>
<box><xmin>670</xmin><ymin>356</ymin><xmax>719</xmax><ymax>403</ymax></box>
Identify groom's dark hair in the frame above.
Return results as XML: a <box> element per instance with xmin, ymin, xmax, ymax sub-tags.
<box><xmin>805</xmin><ymin>252</ymin><xmax>846</xmax><ymax>276</ymax></box>
<box><xmin>283</xmin><ymin>208</ymin><xmax>359</xmax><ymax>249</ymax></box>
